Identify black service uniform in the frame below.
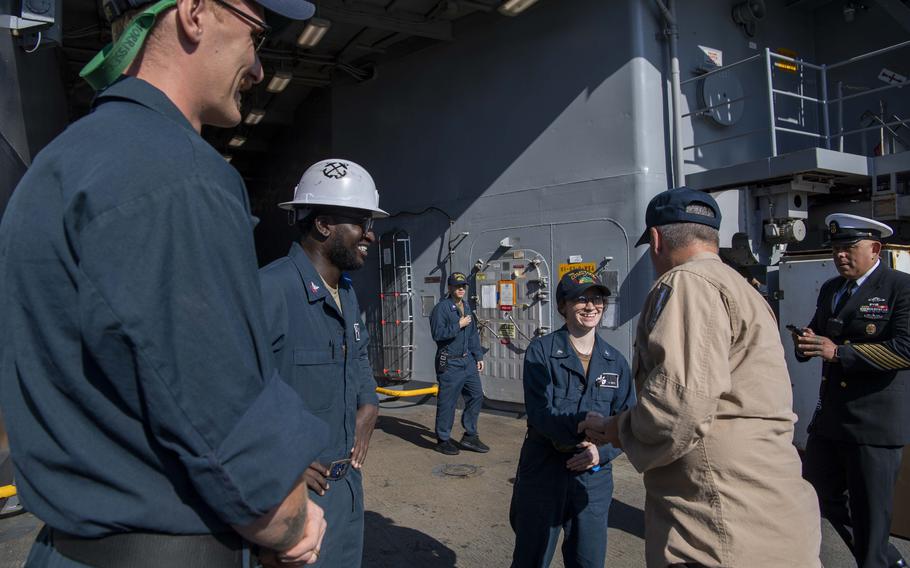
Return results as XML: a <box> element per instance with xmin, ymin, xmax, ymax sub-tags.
<box><xmin>799</xmin><ymin>262</ymin><xmax>910</xmax><ymax>568</ymax></box>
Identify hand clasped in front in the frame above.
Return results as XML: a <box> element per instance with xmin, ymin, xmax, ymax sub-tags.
<box><xmin>577</xmin><ymin>411</ymin><xmax>621</xmax><ymax>448</ymax></box>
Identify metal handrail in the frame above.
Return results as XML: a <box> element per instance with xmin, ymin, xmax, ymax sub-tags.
<box><xmin>775</xmin><ymin>125</ymin><xmax>823</xmax><ymax>138</ymax></box>
<box><xmin>681</xmin><ymin>94</ymin><xmax>751</xmax><ymax>118</ymax></box>
<box><xmin>679</xmin><ymin>53</ymin><xmax>762</xmax><ymax>85</ymax></box>
<box><xmin>829</xmin><ymin>82</ymin><xmax>906</xmax><ymax>104</ymax></box>
<box><xmin>683</xmin><ymin>128</ymin><xmax>766</xmax><ymax>151</ymax></box>
<box><xmin>681</xmin><ymin>39</ymin><xmax>910</xmax><ymax>156</ymax></box>
<box><xmin>837</xmin><ymin>118</ymin><xmax>910</xmax><ymax>140</ymax></box>
<box><xmin>772</xmin><ymin>89</ymin><xmax>822</xmax><ymax>104</ymax></box>
<box><xmin>827</xmin><ymin>39</ymin><xmax>910</xmax><ymax>70</ymax></box>
<box><xmin>765</xmin><ymin>48</ymin><xmax>778</xmax><ymax>156</ymax></box>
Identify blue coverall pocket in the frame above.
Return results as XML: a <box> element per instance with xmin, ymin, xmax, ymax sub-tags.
<box><xmin>591</xmin><ymin>386</ymin><xmax>616</xmax><ymax>405</ymax></box>
<box><xmin>552</xmin><ymin>392</ymin><xmax>581</xmax><ymax>412</ymax></box>
<box><xmin>293</xmin><ymin>347</ymin><xmax>339</xmax><ymax>412</ymax></box>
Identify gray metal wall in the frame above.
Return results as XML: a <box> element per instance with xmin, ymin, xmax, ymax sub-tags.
<box><xmin>814</xmin><ymin>2</ymin><xmax>910</xmax><ymax>156</ymax></box>
<box><xmin>0</xmin><ymin>32</ymin><xmax>69</xmax><ymax>216</ymax></box>
<box><xmin>676</xmin><ymin>0</ymin><xmax>822</xmax><ymax>173</ymax></box>
<box><xmin>328</xmin><ymin>0</ymin><xmax>670</xmax><ymax>383</ymax></box>
<box><xmin>320</xmin><ymin>0</ymin><xmax>846</xmax><ymax>383</ymax></box>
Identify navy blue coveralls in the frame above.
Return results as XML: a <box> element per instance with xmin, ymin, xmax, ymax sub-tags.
<box><xmin>0</xmin><ymin>78</ymin><xmax>327</xmax><ymax>566</ymax></box>
<box><xmin>430</xmin><ymin>297</ymin><xmax>485</xmax><ymax>441</ymax></box>
<box><xmin>510</xmin><ymin>327</ymin><xmax>636</xmax><ymax>568</ymax></box>
<box><xmin>260</xmin><ymin>243</ymin><xmax>379</xmax><ymax>568</ymax></box>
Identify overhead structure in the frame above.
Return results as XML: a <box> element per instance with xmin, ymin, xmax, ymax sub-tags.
<box><xmin>50</xmin><ymin>0</ymin><xmax>544</xmax><ymax>174</ymax></box>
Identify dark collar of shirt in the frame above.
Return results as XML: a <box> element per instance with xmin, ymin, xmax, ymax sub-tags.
<box><xmin>288</xmin><ymin>242</ymin><xmax>351</xmax><ymax>305</ymax></box>
<box><xmin>445</xmin><ymin>297</ymin><xmax>471</xmax><ymax>314</ymax></box>
<box><xmin>93</xmin><ymin>76</ymin><xmax>196</xmax><ymax>135</ymax></box>
<box><xmin>549</xmin><ymin>325</ymin><xmax>616</xmax><ymax>362</ymax></box>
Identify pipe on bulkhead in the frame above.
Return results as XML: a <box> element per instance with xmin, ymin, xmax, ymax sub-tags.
<box><xmin>654</xmin><ymin>0</ymin><xmax>684</xmax><ymax>187</ymax></box>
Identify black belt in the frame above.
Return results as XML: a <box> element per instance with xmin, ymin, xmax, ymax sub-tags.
<box><xmin>526</xmin><ymin>427</ymin><xmax>577</xmax><ymax>453</ymax></box>
<box><xmin>52</xmin><ymin>529</ymin><xmax>243</xmax><ymax>568</ymax></box>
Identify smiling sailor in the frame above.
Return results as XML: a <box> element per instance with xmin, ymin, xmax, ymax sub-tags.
<box><xmin>259</xmin><ymin>158</ymin><xmax>386</xmax><ymax>568</ymax></box>
<box><xmin>0</xmin><ymin>0</ymin><xmax>331</xmax><ymax>566</ymax></box>
<box><xmin>509</xmin><ymin>269</ymin><xmax>636</xmax><ymax>568</ymax></box>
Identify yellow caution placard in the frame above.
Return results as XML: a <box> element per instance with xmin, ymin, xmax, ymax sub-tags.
<box><xmin>558</xmin><ymin>262</ymin><xmax>597</xmax><ymax>279</ymax></box>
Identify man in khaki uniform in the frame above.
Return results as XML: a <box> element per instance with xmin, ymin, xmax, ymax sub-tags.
<box><xmin>581</xmin><ymin>188</ymin><xmax>821</xmax><ymax>567</ymax></box>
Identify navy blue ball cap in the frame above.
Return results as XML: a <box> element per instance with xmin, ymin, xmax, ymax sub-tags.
<box><xmin>447</xmin><ymin>272</ymin><xmax>469</xmax><ymax>286</ymax></box>
<box><xmin>104</xmin><ymin>0</ymin><xmax>314</xmax><ymax>20</ymax></box>
<box><xmin>257</xmin><ymin>0</ymin><xmax>315</xmax><ymax>19</ymax></box>
<box><xmin>556</xmin><ymin>270</ymin><xmax>610</xmax><ymax>303</ymax></box>
<box><xmin>635</xmin><ymin>187</ymin><xmax>722</xmax><ymax>246</ymax></box>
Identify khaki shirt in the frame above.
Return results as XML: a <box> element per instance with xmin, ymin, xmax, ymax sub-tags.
<box><xmin>320</xmin><ymin>275</ymin><xmax>342</xmax><ymax>315</ymax></box>
<box><xmin>618</xmin><ymin>252</ymin><xmax>821</xmax><ymax>568</ymax></box>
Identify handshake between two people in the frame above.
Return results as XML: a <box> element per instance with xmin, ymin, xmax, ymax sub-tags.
<box><xmin>577</xmin><ymin>411</ymin><xmax>621</xmax><ymax>449</ymax></box>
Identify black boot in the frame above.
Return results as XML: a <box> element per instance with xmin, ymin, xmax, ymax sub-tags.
<box><xmin>459</xmin><ymin>434</ymin><xmax>490</xmax><ymax>453</ymax></box>
<box><xmin>435</xmin><ymin>439</ymin><xmax>460</xmax><ymax>455</ymax></box>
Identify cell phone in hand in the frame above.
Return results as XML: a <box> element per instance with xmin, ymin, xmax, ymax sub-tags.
<box><xmin>786</xmin><ymin>324</ymin><xmax>805</xmax><ymax>336</ymax></box>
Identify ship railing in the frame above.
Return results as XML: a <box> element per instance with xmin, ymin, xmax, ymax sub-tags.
<box><xmin>681</xmin><ymin>39</ymin><xmax>910</xmax><ymax>159</ymax></box>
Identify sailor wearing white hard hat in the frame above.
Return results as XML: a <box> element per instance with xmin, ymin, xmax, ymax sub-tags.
<box><xmin>260</xmin><ymin>158</ymin><xmax>385</xmax><ymax>568</ymax></box>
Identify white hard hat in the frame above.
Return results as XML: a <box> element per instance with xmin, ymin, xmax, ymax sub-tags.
<box><xmin>279</xmin><ymin>159</ymin><xmax>389</xmax><ymax>219</ymax></box>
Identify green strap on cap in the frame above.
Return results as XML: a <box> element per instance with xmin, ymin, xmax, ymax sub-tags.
<box><xmin>79</xmin><ymin>0</ymin><xmax>177</xmax><ymax>91</ymax></box>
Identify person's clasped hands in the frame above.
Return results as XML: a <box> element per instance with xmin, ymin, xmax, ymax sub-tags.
<box><xmin>578</xmin><ymin>411</ymin><xmax>621</xmax><ymax>448</ymax></box>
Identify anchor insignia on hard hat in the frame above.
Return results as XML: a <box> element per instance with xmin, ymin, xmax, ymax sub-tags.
<box><xmin>829</xmin><ymin>221</ymin><xmax>839</xmax><ymax>234</ymax></box>
<box><xmin>322</xmin><ymin>162</ymin><xmax>349</xmax><ymax>179</ymax></box>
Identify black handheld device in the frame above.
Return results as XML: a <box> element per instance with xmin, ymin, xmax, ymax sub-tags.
<box><xmin>786</xmin><ymin>324</ymin><xmax>805</xmax><ymax>335</ymax></box>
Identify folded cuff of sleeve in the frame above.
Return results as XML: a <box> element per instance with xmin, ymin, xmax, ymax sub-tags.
<box><xmin>358</xmin><ymin>390</ymin><xmax>380</xmax><ymax>407</ymax></box>
<box><xmin>181</xmin><ymin>370</ymin><xmax>329</xmax><ymax>526</ymax></box>
<box><xmin>541</xmin><ymin>410</ymin><xmax>586</xmax><ymax>448</ymax></box>
<box><xmin>598</xmin><ymin>443</ymin><xmax>621</xmax><ymax>464</ymax></box>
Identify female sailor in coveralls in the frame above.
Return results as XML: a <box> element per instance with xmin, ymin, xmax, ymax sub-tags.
<box><xmin>510</xmin><ymin>269</ymin><xmax>636</xmax><ymax>568</ymax></box>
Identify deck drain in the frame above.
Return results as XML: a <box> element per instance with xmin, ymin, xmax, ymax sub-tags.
<box><xmin>433</xmin><ymin>463</ymin><xmax>482</xmax><ymax>478</ymax></box>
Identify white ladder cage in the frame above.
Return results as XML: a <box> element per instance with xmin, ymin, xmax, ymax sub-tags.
<box><xmin>370</xmin><ymin>230</ymin><xmax>415</xmax><ymax>382</ymax></box>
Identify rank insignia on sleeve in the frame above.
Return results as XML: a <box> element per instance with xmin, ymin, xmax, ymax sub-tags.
<box><xmin>648</xmin><ymin>283</ymin><xmax>673</xmax><ymax>331</ymax></box>
<box><xmin>865</xmin><ymin>323</ymin><xmax>877</xmax><ymax>335</ymax></box>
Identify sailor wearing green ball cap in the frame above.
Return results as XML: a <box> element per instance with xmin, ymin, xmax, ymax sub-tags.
<box><xmin>0</xmin><ymin>1</ymin><xmax>334</xmax><ymax>567</ymax></box>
